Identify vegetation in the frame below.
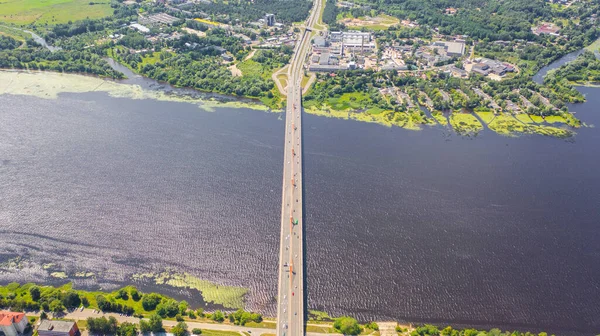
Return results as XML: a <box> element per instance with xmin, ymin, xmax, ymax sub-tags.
<box><xmin>186</xmin><ymin>0</ymin><xmax>312</xmax><ymax>25</ymax></box>
<box><xmin>133</xmin><ymin>272</ymin><xmax>248</xmax><ymax>310</ymax></box>
<box><xmin>171</xmin><ymin>322</ymin><xmax>189</xmax><ymax>336</ymax></box>
<box><xmin>0</xmin><ymin>0</ymin><xmax>114</xmax><ymax>25</ymax></box>
<box><xmin>545</xmin><ymin>50</ymin><xmax>600</xmax><ymax>85</ymax></box>
<box><xmin>410</xmin><ymin>324</ymin><xmax>556</xmax><ymax>336</ymax></box>
<box><xmin>333</xmin><ymin>316</ymin><xmax>362</xmax><ymax>335</ymax></box>
<box><xmin>228</xmin><ymin>309</ymin><xmax>263</xmax><ymax>326</ymax></box>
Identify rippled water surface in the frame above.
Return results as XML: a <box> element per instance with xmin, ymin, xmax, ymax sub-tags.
<box><xmin>1</xmin><ymin>86</ymin><xmax>600</xmax><ymax>334</ymax></box>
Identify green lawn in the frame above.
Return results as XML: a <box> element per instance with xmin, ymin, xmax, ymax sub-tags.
<box><xmin>237</xmin><ymin>59</ymin><xmax>265</xmax><ymax>78</ymax></box>
<box><xmin>197</xmin><ymin>330</ymin><xmax>241</xmax><ymax>336</ymax></box>
<box><xmin>326</xmin><ymin>92</ymin><xmax>372</xmax><ymax>110</ymax></box>
<box><xmin>0</xmin><ymin>0</ymin><xmax>113</xmax><ymax>25</ymax></box>
<box><xmin>0</xmin><ymin>24</ymin><xmax>29</xmax><ymax>40</ymax></box>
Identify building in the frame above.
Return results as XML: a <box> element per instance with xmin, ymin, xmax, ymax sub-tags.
<box><xmin>37</xmin><ymin>320</ymin><xmax>79</xmax><ymax>336</ymax></box>
<box><xmin>313</xmin><ymin>36</ymin><xmax>327</xmax><ymax>48</ymax></box>
<box><xmin>0</xmin><ymin>312</ymin><xmax>28</xmax><ymax>336</ymax></box>
<box><xmin>432</xmin><ymin>41</ymin><xmax>465</xmax><ymax>57</ymax></box>
<box><xmin>534</xmin><ymin>23</ymin><xmax>560</xmax><ymax>36</ymax></box>
<box><xmin>265</xmin><ymin>13</ymin><xmax>275</xmax><ymax>26</ymax></box>
<box><xmin>130</xmin><ymin>23</ymin><xmax>150</xmax><ymax>33</ymax></box>
<box><xmin>222</xmin><ymin>54</ymin><xmax>233</xmax><ymax>62</ymax></box>
<box><xmin>308</xmin><ymin>64</ymin><xmax>344</xmax><ymax>72</ymax></box>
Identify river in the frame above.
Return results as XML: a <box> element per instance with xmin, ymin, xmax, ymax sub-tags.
<box><xmin>0</xmin><ymin>54</ymin><xmax>599</xmax><ymax>335</ymax></box>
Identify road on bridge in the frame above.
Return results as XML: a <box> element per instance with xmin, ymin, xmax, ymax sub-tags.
<box><xmin>276</xmin><ymin>0</ymin><xmax>323</xmax><ymax>335</ymax></box>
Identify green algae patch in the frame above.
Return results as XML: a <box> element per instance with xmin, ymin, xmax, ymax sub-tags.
<box><xmin>133</xmin><ymin>272</ymin><xmax>247</xmax><ymax>309</ymax></box>
<box><xmin>515</xmin><ymin>114</ymin><xmax>534</xmax><ymax>124</ymax></box>
<box><xmin>544</xmin><ymin>115</ymin><xmax>568</xmax><ymax>124</ymax></box>
<box><xmin>50</xmin><ymin>272</ymin><xmax>68</xmax><ymax>279</ymax></box>
<box><xmin>530</xmin><ymin>115</ymin><xmax>545</xmax><ymax>123</ymax></box>
<box><xmin>489</xmin><ymin>114</ymin><xmax>573</xmax><ymax>138</ymax></box>
<box><xmin>450</xmin><ymin>112</ymin><xmax>483</xmax><ymax>135</ymax></box>
<box><xmin>305</xmin><ymin>105</ymin><xmax>427</xmax><ymax>130</ymax></box>
<box><xmin>475</xmin><ymin>111</ymin><xmax>496</xmax><ymax>125</ymax></box>
<box><xmin>431</xmin><ymin>111</ymin><xmax>448</xmax><ymax>126</ymax></box>
<box><xmin>0</xmin><ymin>70</ymin><xmax>268</xmax><ymax>112</ymax></box>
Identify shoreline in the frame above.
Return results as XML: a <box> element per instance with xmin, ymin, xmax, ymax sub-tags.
<box><xmin>1</xmin><ymin>282</ymin><xmax>586</xmax><ymax>336</ymax></box>
<box><xmin>0</xmin><ymin>69</ymin><xmax>583</xmax><ymax>138</ymax></box>
<box><xmin>0</xmin><ymin>69</ymin><xmax>272</xmax><ymax>113</ymax></box>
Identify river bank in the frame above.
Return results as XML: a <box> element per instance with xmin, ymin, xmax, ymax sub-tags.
<box><xmin>0</xmin><ymin>70</ymin><xmax>270</xmax><ymax>112</ymax></box>
<box><xmin>2</xmin><ymin>42</ymin><xmax>600</xmax><ymax>335</ymax></box>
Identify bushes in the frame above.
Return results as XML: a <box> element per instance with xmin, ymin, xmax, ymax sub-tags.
<box><xmin>333</xmin><ymin>316</ymin><xmax>361</xmax><ymax>335</ymax></box>
<box><xmin>230</xmin><ymin>309</ymin><xmax>263</xmax><ymax>326</ymax></box>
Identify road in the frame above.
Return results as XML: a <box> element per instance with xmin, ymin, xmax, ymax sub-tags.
<box><xmin>275</xmin><ymin>0</ymin><xmax>323</xmax><ymax>335</ymax></box>
<box><xmin>54</xmin><ymin>309</ymin><xmax>342</xmax><ymax>336</ymax></box>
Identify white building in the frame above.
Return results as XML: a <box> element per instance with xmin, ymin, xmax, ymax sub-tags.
<box><xmin>0</xmin><ymin>311</ymin><xmax>28</xmax><ymax>336</ymax></box>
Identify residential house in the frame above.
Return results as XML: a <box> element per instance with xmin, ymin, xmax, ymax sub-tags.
<box><xmin>0</xmin><ymin>312</ymin><xmax>28</xmax><ymax>336</ymax></box>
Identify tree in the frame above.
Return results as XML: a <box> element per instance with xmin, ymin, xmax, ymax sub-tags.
<box><xmin>40</xmin><ymin>312</ymin><xmax>48</xmax><ymax>320</ymax></box>
<box><xmin>171</xmin><ymin>322</ymin><xmax>188</xmax><ymax>336</ymax></box>
<box><xmin>142</xmin><ymin>293</ymin><xmax>162</xmax><ymax>311</ymax></box>
<box><xmin>333</xmin><ymin>316</ymin><xmax>361</xmax><ymax>335</ymax></box>
<box><xmin>62</xmin><ymin>291</ymin><xmax>81</xmax><ymax>308</ymax></box>
<box><xmin>117</xmin><ymin>322</ymin><xmax>138</xmax><ymax>336</ymax></box>
<box><xmin>178</xmin><ymin>301</ymin><xmax>188</xmax><ymax>315</ymax></box>
<box><xmin>148</xmin><ymin>314</ymin><xmax>163</xmax><ymax>332</ymax></box>
<box><xmin>29</xmin><ymin>286</ymin><xmax>41</xmax><ymax>301</ymax></box>
<box><xmin>115</xmin><ymin>289</ymin><xmax>129</xmax><ymax>300</ymax></box>
<box><xmin>139</xmin><ymin>320</ymin><xmax>151</xmax><ymax>334</ymax></box>
<box><xmin>192</xmin><ymin>328</ymin><xmax>202</xmax><ymax>335</ymax></box>
<box><xmin>49</xmin><ymin>299</ymin><xmax>65</xmax><ymax>314</ymax></box>
<box><xmin>211</xmin><ymin>310</ymin><xmax>224</xmax><ymax>322</ymax></box>
<box><xmin>130</xmin><ymin>288</ymin><xmax>141</xmax><ymax>301</ymax></box>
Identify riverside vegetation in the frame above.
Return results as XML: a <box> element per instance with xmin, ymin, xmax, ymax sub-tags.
<box><xmin>0</xmin><ymin>0</ymin><xmax>597</xmax><ymax>137</ymax></box>
<box><xmin>0</xmin><ymin>283</ymin><xmax>559</xmax><ymax>336</ymax></box>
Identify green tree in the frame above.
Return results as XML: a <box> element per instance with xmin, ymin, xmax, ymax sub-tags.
<box><xmin>211</xmin><ymin>310</ymin><xmax>225</xmax><ymax>322</ymax></box>
<box><xmin>62</xmin><ymin>291</ymin><xmax>81</xmax><ymax>308</ymax></box>
<box><xmin>29</xmin><ymin>286</ymin><xmax>41</xmax><ymax>301</ymax></box>
<box><xmin>171</xmin><ymin>322</ymin><xmax>188</xmax><ymax>336</ymax></box>
<box><xmin>142</xmin><ymin>293</ymin><xmax>162</xmax><ymax>311</ymax></box>
<box><xmin>130</xmin><ymin>288</ymin><xmax>141</xmax><ymax>301</ymax></box>
<box><xmin>148</xmin><ymin>314</ymin><xmax>163</xmax><ymax>332</ymax></box>
<box><xmin>117</xmin><ymin>322</ymin><xmax>138</xmax><ymax>336</ymax></box>
<box><xmin>191</xmin><ymin>328</ymin><xmax>202</xmax><ymax>335</ymax></box>
<box><xmin>333</xmin><ymin>316</ymin><xmax>361</xmax><ymax>335</ymax></box>
<box><xmin>49</xmin><ymin>299</ymin><xmax>65</xmax><ymax>314</ymax></box>
<box><xmin>40</xmin><ymin>312</ymin><xmax>48</xmax><ymax>320</ymax></box>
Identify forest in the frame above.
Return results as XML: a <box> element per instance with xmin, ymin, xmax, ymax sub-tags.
<box><xmin>349</xmin><ymin>0</ymin><xmax>598</xmax><ymax>43</ymax></box>
<box><xmin>188</xmin><ymin>0</ymin><xmax>312</xmax><ymax>25</ymax></box>
<box><xmin>545</xmin><ymin>50</ymin><xmax>600</xmax><ymax>84</ymax></box>
<box><xmin>0</xmin><ymin>35</ymin><xmax>123</xmax><ymax>78</ymax></box>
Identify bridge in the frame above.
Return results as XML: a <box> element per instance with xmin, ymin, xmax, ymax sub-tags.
<box><xmin>275</xmin><ymin>0</ymin><xmax>323</xmax><ymax>335</ymax></box>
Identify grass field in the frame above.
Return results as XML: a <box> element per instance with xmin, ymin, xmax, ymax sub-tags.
<box><xmin>339</xmin><ymin>14</ymin><xmax>399</xmax><ymax>31</ymax></box>
<box><xmin>0</xmin><ymin>24</ymin><xmax>29</xmax><ymax>39</ymax></box>
<box><xmin>199</xmin><ymin>330</ymin><xmax>241</xmax><ymax>336</ymax></box>
<box><xmin>0</xmin><ymin>0</ymin><xmax>113</xmax><ymax>25</ymax></box>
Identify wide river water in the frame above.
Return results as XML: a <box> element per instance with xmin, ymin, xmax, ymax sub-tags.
<box><xmin>1</xmin><ymin>55</ymin><xmax>599</xmax><ymax>335</ymax></box>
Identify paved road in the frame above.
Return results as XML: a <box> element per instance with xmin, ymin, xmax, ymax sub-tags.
<box><xmin>275</xmin><ymin>0</ymin><xmax>323</xmax><ymax>336</ymax></box>
<box><xmin>55</xmin><ymin>309</ymin><xmax>341</xmax><ymax>336</ymax></box>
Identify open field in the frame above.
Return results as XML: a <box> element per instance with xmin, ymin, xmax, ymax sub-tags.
<box><xmin>0</xmin><ymin>0</ymin><xmax>113</xmax><ymax>25</ymax></box>
<box><xmin>338</xmin><ymin>14</ymin><xmax>399</xmax><ymax>31</ymax></box>
<box><xmin>0</xmin><ymin>24</ymin><xmax>29</xmax><ymax>39</ymax></box>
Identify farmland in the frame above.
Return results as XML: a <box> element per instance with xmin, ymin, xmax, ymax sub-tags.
<box><xmin>0</xmin><ymin>0</ymin><xmax>113</xmax><ymax>25</ymax></box>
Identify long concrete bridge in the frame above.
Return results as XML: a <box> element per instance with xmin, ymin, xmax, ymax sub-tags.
<box><xmin>275</xmin><ymin>0</ymin><xmax>323</xmax><ymax>335</ymax></box>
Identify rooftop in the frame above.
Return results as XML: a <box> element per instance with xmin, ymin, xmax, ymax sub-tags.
<box><xmin>0</xmin><ymin>312</ymin><xmax>26</xmax><ymax>327</ymax></box>
<box><xmin>38</xmin><ymin>320</ymin><xmax>76</xmax><ymax>333</ymax></box>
